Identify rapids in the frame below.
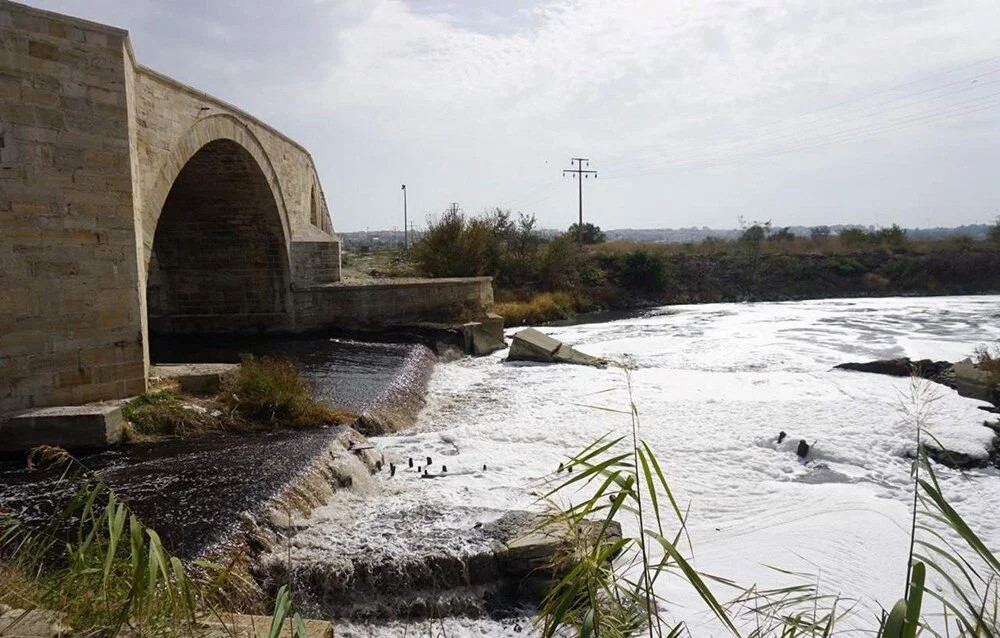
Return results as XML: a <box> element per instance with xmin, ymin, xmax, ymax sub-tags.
<box><xmin>283</xmin><ymin>295</ymin><xmax>1000</xmax><ymax>636</ymax></box>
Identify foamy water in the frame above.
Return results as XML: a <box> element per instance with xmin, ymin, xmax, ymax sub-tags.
<box><xmin>291</xmin><ymin>295</ymin><xmax>1000</xmax><ymax>636</ymax></box>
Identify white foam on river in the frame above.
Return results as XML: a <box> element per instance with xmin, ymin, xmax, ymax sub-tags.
<box><xmin>304</xmin><ymin>295</ymin><xmax>1000</xmax><ymax>637</ymax></box>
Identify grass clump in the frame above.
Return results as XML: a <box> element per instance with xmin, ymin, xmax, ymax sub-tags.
<box><xmin>495</xmin><ymin>291</ymin><xmax>581</xmax><ymax>326</ymax></box>
<box><xmin>230</xmin><ymin>355</ymin><xmax>354</xmax><ymax>428</ymax></box>
<box><xmin>122</xmin><ymin>389</ymin><xmax>220</xmax><ymax>438</ymax></box>
<box><xmin>121</xmin><ymin>357</ymin><xmax>355</xmax><ymax>440</ymax></box>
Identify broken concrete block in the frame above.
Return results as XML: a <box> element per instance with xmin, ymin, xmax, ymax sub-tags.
<box><xmin>0</xmin><ymin>404</ymin><xmax>123</xmax><ymax>453</ymax></box>
<box><xmin>508</xmin><ymin>328</ymin><xmax>606</xmax><ymax>367</ymax></box>
<box><xmin>461</xmin><ymin>313</ymin><xmax>506</xmax><ymax>356</ymax></box>
<box><xmin>151</xmin><ymin>363</ymin><xmax>239</xmax><ymax>395</ymax></box>
<box><xmin>507</xmin><ymin>327</ymin><xmax>561</xmax><ymax>362</ymax></box>
<box><xmin>953</xmin><ymin>360</ymin><xmax>999</xmax><ymax>406</ymax></box>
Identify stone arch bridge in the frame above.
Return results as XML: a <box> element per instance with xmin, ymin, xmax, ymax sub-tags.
<box><xmin>0</xmin><ymin>1</ymin><xmax>494</xmax><ymax>417</ymax></box>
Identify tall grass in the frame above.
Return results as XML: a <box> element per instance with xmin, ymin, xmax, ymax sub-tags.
<box><xmin>495</xmin><ymin>291</ymin><xmax>583</xmax><ymax>326</ymax></box>
<box><xmin>0</xmin><ymin>447</ymin><xmax>311</xmax><ymax>637</ymax></box>
<box><xmin>536</xmin><ymin>369</ymin><xmax>1000</xmax><ymax>638</ymax></box>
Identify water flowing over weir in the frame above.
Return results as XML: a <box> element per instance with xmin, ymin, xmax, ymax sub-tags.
<box><xmin>0</xmin><ymin>337</ymin><xmax>436</xmax><ymax>563</ymax></box>
<box><xmin>257</xmin><ymin>295</ymin><xmax>1000</xmax><ymax>637</ymax></box>
<box><xmin>150</xmin><ymin>334</ymin><xmax>439</xmax><ymax>431</ymax></box>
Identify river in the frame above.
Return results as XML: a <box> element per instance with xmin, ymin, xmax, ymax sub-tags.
<box><xmin>286</xmin><ymin>295</ymin><xmax>1000</xmax><ymax>637</ymax></box>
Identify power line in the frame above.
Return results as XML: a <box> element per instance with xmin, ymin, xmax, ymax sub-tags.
<box><xmin>603</xmin><ymin>86</ymin><xmax>1000</xmax><ymax>180</ymax></box>
<box><xmin>562</xmin><ymin>158</ymin><xmax>597</xmax><ymax>241</ymax></box>
<box><xmin>600</xmin><ymin>56</ymin><xmax>1000</xmax><ymax>174</ymax></box>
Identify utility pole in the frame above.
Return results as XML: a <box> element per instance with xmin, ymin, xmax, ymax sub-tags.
<box><xmin>562</xmin><ymin>158</ymin><xmax>597</xmax><ymax>242</ymax></box>
<box><xmin>401</xmin><ymin>184</ymin><xmax>408</xmax><ymax>249</ymax></box>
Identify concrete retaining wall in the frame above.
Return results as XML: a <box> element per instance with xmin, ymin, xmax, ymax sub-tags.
<box><xmin>293</xmin><ymin>278</ymin><xmax>494</xmax><ymax>329</ymax></box>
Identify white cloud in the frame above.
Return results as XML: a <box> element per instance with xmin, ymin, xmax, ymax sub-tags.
<box><xmin>29</xmin><ymin>0</ymin><xmax>1000</xmax><ymax>230</ymax></box>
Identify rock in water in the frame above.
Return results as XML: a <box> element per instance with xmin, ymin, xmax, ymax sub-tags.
<box><xmin>834</xmin><ymin>358</ymin><xmax>953</xmax><ymax>385</ymax></box>
<box><xmin>507</xmin><ymin>327</ymin><xmax>607</xmax><ymax>367</ymax></box>
<box><xmin>797</xmin><ymin>439</ymin><xmax>810</xmax><ymax>458</ymax></box>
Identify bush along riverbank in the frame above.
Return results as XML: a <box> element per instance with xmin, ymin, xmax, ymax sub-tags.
<box><xmin>407</xmin><ymin>209</ymin><xmax>1000</xmax><ymax>325</ymax></box>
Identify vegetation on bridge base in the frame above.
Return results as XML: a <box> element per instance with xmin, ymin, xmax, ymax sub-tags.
<box><xmin>123</xmin><ymin>356</ymin><xmax>355</xmax><ymax>440</ymax></box>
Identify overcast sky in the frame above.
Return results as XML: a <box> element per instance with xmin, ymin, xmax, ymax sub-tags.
<box><xmin>34</xmin><ymin>0</ymin><xmax>1000</xmax><ymax>231</ymax></box>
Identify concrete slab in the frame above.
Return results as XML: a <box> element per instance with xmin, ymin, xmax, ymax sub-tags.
<box><xmin>151</xmin><ymin>363</ymin><xmax>239</xmax><ymax>395</ymax></box>
<box><xmin>0</xmin><ymin>404</ymin><xmax>123</xmax><ymax>453</ymax></box>
<box><xmin>508</xmin><ymin>328</ymin><xmax>607</xmax><ymax>367</ymax></box>
<box><xmin>461</xmin><ymin>313</ymin><xmax>505</xmax><ymax>356</ymax></box>
<box><xmin>953</xmin><ymin>360</ymin><xmax>999</xmax><ymax>406</ymax></box>
<box><xmin>507</xmin><ymin>327</ymin><xmax>562</xmax><ymax>362</ymax></box>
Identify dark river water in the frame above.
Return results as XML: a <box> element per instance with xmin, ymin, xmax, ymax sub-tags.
<box><xmin>0</xmin><ymin>335</ymin><xmax>435</xmax><ymax>558</ymax></box>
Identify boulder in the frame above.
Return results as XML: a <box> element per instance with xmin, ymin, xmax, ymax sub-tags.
<box><xmin>834</xmin><ymin>358</ymin><xmax>953</xmax><ymax>385</ymax></box>
<box><xmin>953</xmin><ymin>360</ymin><xmax>1000</xmax><ymax>406</ymax></box>
<box><xmin>508</xmin><ymin>328</ymin><xmax>606</xmax><ymax>367</ymax></box>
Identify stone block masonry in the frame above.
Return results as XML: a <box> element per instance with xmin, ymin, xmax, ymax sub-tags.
<box><xmin>1</xmin><ymin>1</ymin><xmax>494</xmax><ymax>422</ymax></box>
<box><xmin>0</xmin><ymin>2</ymin><xmax>146</xmax><ymax>415</ymax></box>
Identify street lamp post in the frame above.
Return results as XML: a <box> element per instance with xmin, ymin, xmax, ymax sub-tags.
<box><xmin>401</xmin><ymin>184</ymin><xmax>408</xmax><ymax>249</ymax></box>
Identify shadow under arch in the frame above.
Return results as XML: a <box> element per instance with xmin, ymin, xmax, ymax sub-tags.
<box><xmin>146</xmin><ymin>137</ymin><xmax>293</xmax><ymax>337</ymax></box>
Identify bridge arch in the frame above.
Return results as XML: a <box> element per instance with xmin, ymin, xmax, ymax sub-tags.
<box><xmin>143</xmin><ymin>117</ymin><xmax>294</xmax><ymax>335</ymax></box>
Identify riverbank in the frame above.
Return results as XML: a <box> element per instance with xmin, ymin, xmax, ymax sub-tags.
<box><xmin>495</xmin><ymin>244</ymin><xmax>1000</xmax><ymax>325</ymax></box>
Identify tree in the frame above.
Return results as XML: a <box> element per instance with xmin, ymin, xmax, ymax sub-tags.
<box><xmin>989</xmin><ymin>216</ymin><xmax>1000</xmax><ymax>244</ymax></box>
<box><xmin>567</xmin><ymin>222</ymin><xmax>606</xmax><ymax>244</ymax></box>
<box><xmin>810</xmin><ymin>225</ymin><xmax>831</xmax><ymax>240</ymax></box>
<box><xmin>738</xmin><ymin>218</ymin><xmax>771</xmax><ymax>299</ymax></box>
<box><xmin>767</xmin><ymin>226</ymin><xmax>795</xmax><ymax>242</ymax></box>
<box><xmin>872</xmin><ymin>223</ymin><xmax>907</xmax><ymax>247</ymax></box>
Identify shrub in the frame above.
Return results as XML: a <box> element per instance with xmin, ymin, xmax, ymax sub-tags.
<box><xmin>829</xmin><ymin>256</ymin><xmax>865</xmax><ymax>276</ymax></box>
<box><xmin>974</xmin><ymin>343</ymin><xmax>1000</xmax><ymax>382</ymax></box>
<box><xmin>619</xmin><ymin>249</ymin><xmax>668</xmax><ymax>293</ymax></box>
<box><xmin>494</xmin><ymin>292</ymin><xmax>579</xmax><ymax>326</ymax></box>
<box><xmin>810</xmin><ymin>225</ymin><xmax>831</xmax><ymax>240</ymax></box>
<box><xmin>838</xmin><ymin>227</ymin><xmax>870</xmax><ymax>247</ymax></box>
<box><xmin>872</xmin><ymin>223</ymin><xmax>907</xmax><ymax>247</ymax></box>
<box><xmin>767</xmin><ymin>226</ymin><xmax>795</xmax><ymax>242</ymax></box>
<box><xmin>412</xmin><ymin>207</ymin><xmax>550</xmax><ymax>288</ymax></box>
<box><xmin>567</xmin><ymin>222</ymin><xmax>606</xmax><ymax>244</ymax></box>
<box><xmin>233</xmin><ymin>355</ymin><xmax>351</xmax><ymax>427</ymax></box>
<box><xmin>989</xmin><ymin>216</ymin><xmax>1000</xmax><ymax>244</ymax></box>
<box><xmin>411</xmin><ymin>208</ymin><xmax>494</xmax><ymax>278</ymax></box>
<box><xmin>862</xmin><ymin>272</ymin><xmax>890</xmax><ymax>291</ymax></box>
<box><xmin>537</xmin><ymin>234</ymin><xmax>581</xmax><ymax>290</ymax></box>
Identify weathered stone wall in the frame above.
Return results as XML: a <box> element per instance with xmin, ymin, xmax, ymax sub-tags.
<box><xmin>292</xmin><ymin>278</ymin><xmax>495</xmax><ymax>329</ymax></box>
<box><xmin>0</xmin><ymin>2</ymin><xmax>146</xmax><ymax>415</ymax></box>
